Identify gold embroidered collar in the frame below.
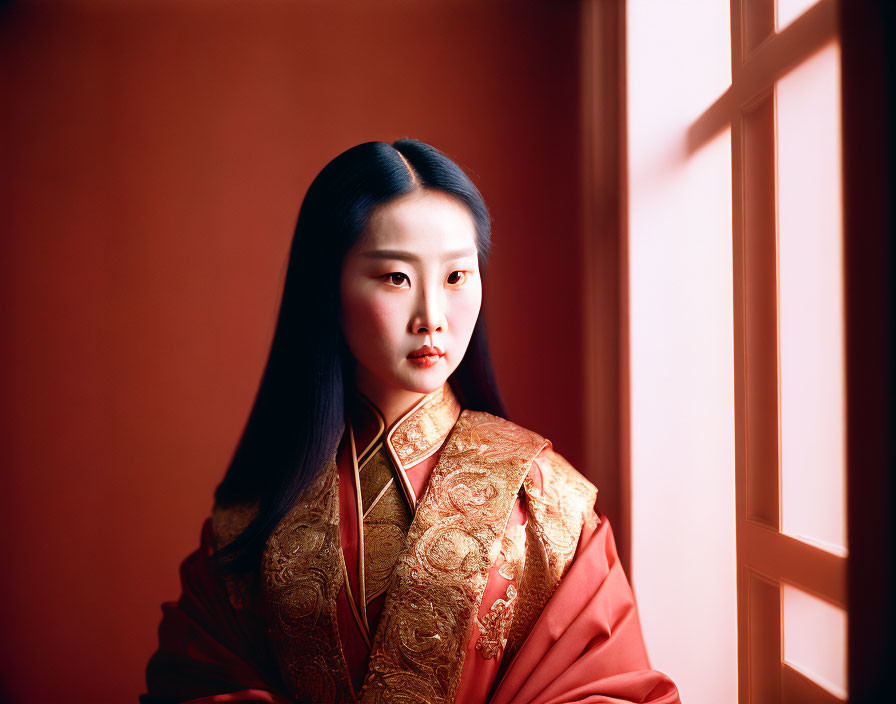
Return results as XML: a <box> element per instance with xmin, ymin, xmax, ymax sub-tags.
<box><xmin>348</xmin><ymin>382</ymin><xmax>462</xmax><ymax>473</ymax></box>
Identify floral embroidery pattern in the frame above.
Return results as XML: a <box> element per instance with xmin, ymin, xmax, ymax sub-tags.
<box><xmin>262</xmin><ymin>459</ymin><xmax>356</xmax><ymax>703</ymax></box>
<box><xmin>359</xmin><ymin>411</ymin><xmax>548</xmax><ymax>704</ymax></box>
<box><xmin>497</xmin><ymin>521</ymin><xmax>526</xmax><ymax>581</ymax></box>
<box><xmin>387</xmin><ymin>384</ymin><xmax>460</xmax><ymax>468</ymax></box>
<box><xmin>476</xmin><ymin>584</ymin><xmax>519</xmax><ymax>659</ymax></box>
<box><xmin>504</xmin><ymin>449</ymin><xmax>598</xmax><ymax>662</ymax></box>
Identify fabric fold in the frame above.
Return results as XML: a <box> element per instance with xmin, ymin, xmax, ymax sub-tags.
<box><xmin>489</xmin><ymin>516</ymin><xmax>679</xmax><ymax>704</ymax></box>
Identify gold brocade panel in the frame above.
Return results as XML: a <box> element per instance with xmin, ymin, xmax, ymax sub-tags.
<box><xmin>361</xmin><ymin>448</ymin><xmax>413</xmax><ymax>603</ymax></box>
<box><xmin>503</xmin><ymin>448</ymin><xmax>599</xmax><ymax>663</ymax></box>
<box><xmin>358</xmin><ymin>411</ymin><xmax>548</xmax><ymax>704</ymax></box>
<box><xmin>209</xmin><ymin>409</ymin><xmax>598</xmax><ymax>704</ymax></box>
<box><xmin>262</xmin><ymin>457</ymin><xmax>356</xmax><ymax>703</ymax></box>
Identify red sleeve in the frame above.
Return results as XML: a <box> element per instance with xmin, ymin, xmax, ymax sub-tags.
<box><xmin>488</xmin><ymin>513</ymin><xmax>681</xmax><ymax>704</ymax></box>
<box><xmin>140</xmin><ymin>519</ymin><xmax>291</xmax><ymax>704</ymax></box>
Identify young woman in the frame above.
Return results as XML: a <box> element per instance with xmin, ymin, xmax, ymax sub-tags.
<box><xmin>141</xmin><ymin>139</ymin><xmax>680</xmax><ymax>704</ymax></box>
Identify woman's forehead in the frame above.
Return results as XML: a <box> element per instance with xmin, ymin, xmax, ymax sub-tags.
<box><xmin>363</xmin><ymin>190</ymin><xmax>477</xmax><ymax>253</ymax></box>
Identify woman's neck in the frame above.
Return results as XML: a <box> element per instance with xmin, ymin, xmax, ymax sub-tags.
<box><xmin>352</xmin><ymin>369</ymin><xmax>428</xmax><ymax>429</ymax></box>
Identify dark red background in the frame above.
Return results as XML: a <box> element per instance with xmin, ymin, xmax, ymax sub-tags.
<box><xmin>0</xmin><ymin>2</ymin><xmax>586</xmax><ymax>701</ymax></box>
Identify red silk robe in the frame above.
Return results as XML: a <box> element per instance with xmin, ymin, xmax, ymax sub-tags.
<box><xmin>141</xmin><ymin>384</ymin><xmax>680</xmax><ymax>704</ymax></box>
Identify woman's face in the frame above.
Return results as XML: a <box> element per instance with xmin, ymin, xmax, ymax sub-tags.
<box><xmin>340</xmin><ymin>189</ymin><xmax>482</xmax><ymax>402</ymax></box>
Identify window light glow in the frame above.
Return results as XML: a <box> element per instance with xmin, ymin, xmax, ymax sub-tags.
<box><xmin>777</xmin><ymin>0</ymin><xmax>819</xmax><ymax>32</ymax></box>
<box><xmin>782</xmin><ymin>583</ymin><xmax>847</xmax><ymax>699</ymax></box>
<box><xmin>777</xmin><ymin>41</ymin><xmax>846</xmax><ymax>556</ymax></box>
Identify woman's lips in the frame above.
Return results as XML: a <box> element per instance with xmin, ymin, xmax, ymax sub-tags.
<box><xmin>408</xmin><ymin>346</ymin><xmax>444</xmax><ymax>367</ymax></box>
<box><xmin>407</xmin><ymin>353</ymin><xmax>443</xmax><ymax>367</ymax></box>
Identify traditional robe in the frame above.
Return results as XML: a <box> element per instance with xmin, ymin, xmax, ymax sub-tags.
<box><xmin>141</xmin><ymin>384</ymin><xmax>680</xmax><ymax>704</ymax></box>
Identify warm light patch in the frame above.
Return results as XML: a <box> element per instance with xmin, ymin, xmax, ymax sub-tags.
<box><xmin>782</xmin><ymin>584</ymin><xmax>847</xmax><ymax>699</ymax></box>
<box><xmin>627</xmin><ymin>3</ymin><xmax>737</xmax><ymax>703</ymax></box>
<box><xmin>776</xmin><ymin>41</ymin><xmax>846</xmax><ymax>556</ymax></box>
<box><xmin>776</xmin><ymin>0</ymin><xmax>819</xmax><ymax>32</ymax></box>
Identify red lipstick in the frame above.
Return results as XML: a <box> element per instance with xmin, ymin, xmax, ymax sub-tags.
<box><xmin>408</xmin><ymin>345</ymin><xmax>444</xmax><ymax>367</ymax></box>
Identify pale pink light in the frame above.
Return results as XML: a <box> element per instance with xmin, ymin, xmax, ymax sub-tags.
<box><xmin>776</xmin><ymin>41</ymin><xmax>847</xmax><ymax>556</ymax></box>
<box><xmin>626</xmin><ymin>2</ymin><xmax>736</xmax><ymax>703</ymax></box>
<box><xmin>782</xmin><ymin>583</ymin><xmax>848</xmax><ymax>699</ymax></box>
<box><xmin>777</xmin><ymin>0</ymin><xmax>820</xmax><ymax>32</ymax></box>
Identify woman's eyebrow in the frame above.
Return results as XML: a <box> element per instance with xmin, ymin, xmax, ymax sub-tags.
<box><xmin>359</xmin><ymin>247</ymin><xmax>477</xmax><ymax>262</ymax></box>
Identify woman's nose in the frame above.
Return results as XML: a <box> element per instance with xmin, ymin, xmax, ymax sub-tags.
<box><xmin>412</xmin><ymin>286</ymin><xmax>446</xmax><ymax>334</ymax></box>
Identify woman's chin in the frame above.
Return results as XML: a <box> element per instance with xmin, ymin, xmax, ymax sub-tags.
<box><xmin>397</xmin><ymin>363</ymin><xmax>450</xmax><ymax>395</ymax></box>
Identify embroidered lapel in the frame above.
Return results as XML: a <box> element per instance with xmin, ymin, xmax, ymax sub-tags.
<box><xmin>359</xmin><ymin>410</ymin><xmax>548</xmax><ymax>704</ymax></box>
<box><xmin>503</xmin><ymin>447</ymin><xmax>599</xmax><ymax>664</ymax></box>
<box><xmin>262</xmin><ymin>456</ymin><xmax>356</xmax><ymax>703</ymax></box>
<box><xmin>348</xmin><ymin>384</ymin><xmax>462</xmax><ymax>632</ymax></box>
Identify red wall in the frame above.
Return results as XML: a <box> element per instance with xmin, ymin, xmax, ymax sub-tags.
<box><xmin>0</xmin><ymin>2</ymin><xmax>582</xmax><ymax>701</ymax></box>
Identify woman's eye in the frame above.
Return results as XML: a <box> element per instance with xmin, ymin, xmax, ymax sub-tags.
<box><xmin>385</xmin><ymin>272</ymin><xmax>409</xmax><ymax>287</ymax></box>
<box><xmin>447</xmin><ymin>271</ymin><xmax>467</xmax><ymax>285</ymax></box>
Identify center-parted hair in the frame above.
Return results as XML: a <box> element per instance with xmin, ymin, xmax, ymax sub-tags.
<box><xmin>214</xmin><ymin>139</ymin><xmax>507</xmax><ymax>573</ymax></box>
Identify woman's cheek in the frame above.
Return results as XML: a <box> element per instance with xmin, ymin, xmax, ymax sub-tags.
<box><xmin>445</xmin><ymin>288</ymin><xmax>481</xmax><ymax>363</ymax></box>
<box><xmin>453</xmin><ymin>285</ymin><xmax>482</xmax><ymax>331</ymax></box>
<box><xmin>365</xmin><ymin>294</ymin><xmax>405</xmax><ymax>337</ymax></box>
<box><xmin>355</xmin><ymin>295</ymin><xmax>408</xmax><ymax>367</ymax></box>
<box><xmin>344</xmin><ymin>284</ymin><xmax>390</xmax><ymax>327</ymax></box>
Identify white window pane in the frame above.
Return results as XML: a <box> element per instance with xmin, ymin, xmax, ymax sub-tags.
<box><xmin>777</xmin><ymin>0</ymin><xmax>818</xmax><ymax>31</ymax></box>
<box><xmin>776</xmin><ymin>41</ymin><xmax>846</xmax><ymax>556</ymax></box>
<box><xmin>782</xmin><ymin>584</ymin><xmax>847</xmax><ymax>699</ymax></box>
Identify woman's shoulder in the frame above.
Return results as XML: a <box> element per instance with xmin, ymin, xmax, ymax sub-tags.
<box><xmin>468</xmin><ymin>414</ymin><xmax>599</xmax><ymax>579</ymax></box>
<box><xmin>529</xmin><ymin>445</ymin><xmax>598</xmax><ymax>505</ymax></box>
<box><xmin>461</xmin><ymin>409</ymin><xmax>598</xmax><ymax>506</ymax></box>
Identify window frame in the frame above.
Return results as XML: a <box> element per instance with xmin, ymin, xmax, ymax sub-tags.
<box><xmin>689</xmin><ymin>1</ymin><xmax>846</xmax><ymax>701</ymax></box>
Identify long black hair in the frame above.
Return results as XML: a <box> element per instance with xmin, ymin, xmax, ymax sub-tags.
<box><xmin>213</xmin><ymin>139</ymin><xmax>507</xmax><ymax>573</ymax></box>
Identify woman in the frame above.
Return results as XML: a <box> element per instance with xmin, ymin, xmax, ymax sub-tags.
<box><xmin>141</xmin><ymin>139</ymin><xmax>681</xmax><ymax>704</ymax></box>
